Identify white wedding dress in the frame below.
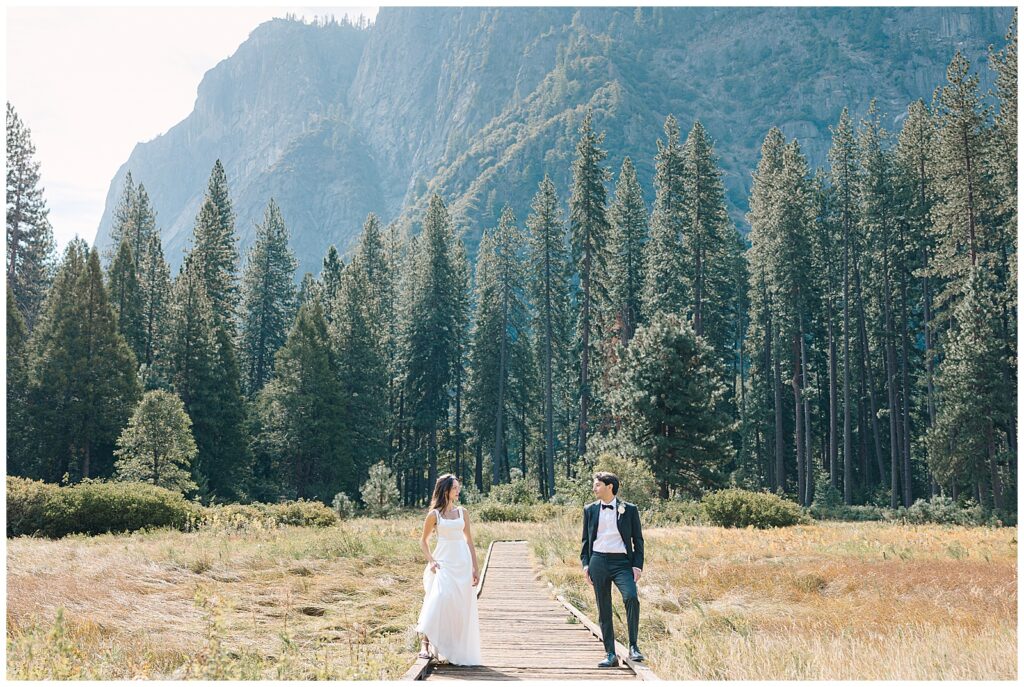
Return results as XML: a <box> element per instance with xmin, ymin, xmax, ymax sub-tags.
<box><xmin>415</xmin><ymin>506</ymin><xmax>482</xmax><ymax>666</ymax></box>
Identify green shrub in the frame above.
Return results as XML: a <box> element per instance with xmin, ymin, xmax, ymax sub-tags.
<box><xmin>6</xmin><ymin>477</ymin><xmax>62</xmax><ymax>538</ymax></box>
<box><xmin>646</xmin><ymin>498</ymin><xmax>705</xmax><ymax>527</ymax></box>
<box><xmin>551</xmin><ymin>472</ymin><xmax>593</xmax><ymax>507</ymax></box>
<box><xmin>592</xmin><ymin>452</ymin><xmax>658</xmax><ymax>509</ymax></box>
<box><xmin>894</xmin><ymin>496</ymin><xmax>987</xmax><ymax>526</ymax></box>
<box><xmin>475</xmin><ymin>501</ymin><xmax>536</xmax><ymax>522</ymax></box>
<box><xmin>202</xmin><ymin>500</ymin><xmax>337</xmax><ymax>529</ymax></box>
<box><xmin>807</xmin><ymin>470</ymin><xmax>889</xmax><ymax>521</ymax></box>
<box><xmin>488</xmin><ymin>475</ymin><xmax>538</xmax><ymax>505</ymax></box>
<box><xmin>264</xmin><ymin>500</ymin><xmax>338</xmax><ymax>527</ymax></box>
<box><xmin>331</xmin><ymin>492</ymin><xmax>356</xmax><ymax>520</ymax></box>
<box><xmin>360</xmin><ymin>461</ymin><xmax>401</xmax><ymax>517</ymax></box>
<box><xmin>7</xmin><ymin>477</ymin><xmax>201</xmax><ymax>538</ymax></box>
<box><xmin>810</xmin><ymin>503</ymin><xmax>890</xmax><ymax>522</ymax></box>
<box><xmin>702</xmin><ymin>488</ymin><xmax>807</xmax><ymax>528</ymax></box>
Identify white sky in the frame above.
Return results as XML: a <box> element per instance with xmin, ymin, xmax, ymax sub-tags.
<box><xmin>6</xmin><ymin>4</ymin><xmax>378</xmax><ymax>253</ymax></box>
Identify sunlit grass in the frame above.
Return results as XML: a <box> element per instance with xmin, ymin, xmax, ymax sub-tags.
<box><xmin>6</xmin><ymin>511</ymin><xmax>1016</xmax><ymax>679</ymax></box>
<box><xmin>528</xmin><ymin>512</ymin><xmax>1017</xmax><ymax>680</ymax></box>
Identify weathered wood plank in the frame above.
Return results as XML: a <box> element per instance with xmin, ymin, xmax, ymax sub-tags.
<box><xmin>401</xmin><ymin>540</ymin><xmax>656</xmax><ymax>681</ymax></box>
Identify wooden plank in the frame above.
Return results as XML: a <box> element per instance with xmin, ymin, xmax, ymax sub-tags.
<box><xmin>403</xmin><ymin>540</ymin><xmax>655</xmax><ymax>681</ymax></box>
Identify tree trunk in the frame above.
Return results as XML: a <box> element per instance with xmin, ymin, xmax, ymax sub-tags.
<box><xmin>842</xmin><ymin>230</ymin><xmax>853</xmax><ymax>505</ymax></box>
<box><xmin>827</xmin><ymin>301</ymin><xmax>838</xmax><ymax>484</ymax></box>
<box><xmin>773</xmin><ymin>324</ymin><xmax>785</xmax><ymax>492</ymax></box>
<box><xmin>577</xmin><ymin>249</ymin><xmax>592</xmax><ymax>459</ymax></box>
<box><xmin>475</xmin><ymin>441</ymin><xmax>483</xmax><ymax>492</ymax></box>
<box><xmin>792</xmin><ymin>332</ymin><xmax>805</xmax><ymax>505</ymax></box>
<box><xmin>493</xmin><ymin>290</ymin><xmax>510</xmax><ymax>486</ymax></box>
<box><xmin>854</xmin><ymin>263</ymin><xmax>886</xmax><ymax>486</ymax></box>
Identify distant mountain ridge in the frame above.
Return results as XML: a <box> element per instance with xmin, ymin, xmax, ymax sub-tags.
<box><xmin>92</xmin><ymin>6</ymin><xmax>1013</xmax><ymax>276</ymax></box>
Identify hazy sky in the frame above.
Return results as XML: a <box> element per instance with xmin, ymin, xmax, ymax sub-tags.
<box><xmin>7</xmin><ymin>5</ymin><xmax>379</xmax><ymax>253</ymax></box>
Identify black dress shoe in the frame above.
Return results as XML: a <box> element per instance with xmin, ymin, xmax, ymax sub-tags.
<box><xmin>597</xmin><ymin>653</ymin><xmax>619</xmax><ymax>668</ymax></box>
<box><xmin>629</xmin><ymin>645</ymin><xmax>645</xmax><ymax>662</ymax></box>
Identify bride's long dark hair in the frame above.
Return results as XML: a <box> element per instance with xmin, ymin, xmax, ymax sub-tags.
<box><xmin>429</xmin><ymin>474</ymin><xmax>459</xmax><ymax>515</ymax></box>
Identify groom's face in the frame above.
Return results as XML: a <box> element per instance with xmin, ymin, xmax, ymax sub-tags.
<box><xmin>592</xmin><ymin>478</ymin><xmax>613</xmax><ymax>502</ymax></box>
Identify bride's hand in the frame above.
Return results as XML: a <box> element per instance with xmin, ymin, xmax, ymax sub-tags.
<box><xmin>429</xmin><ymin>559</ymin><xmax>440</xmax><ymax>573</ymax></box>
<box><xmin>472</xmin><ymin>569</ymin><xmax>480</xmax><ymax>586</ymax></box>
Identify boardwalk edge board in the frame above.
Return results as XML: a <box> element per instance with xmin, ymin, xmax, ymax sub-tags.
<box><xmin>543</xmin><ymin>584</ymin><xmax>661</xmax><ymax>680</ymax></box>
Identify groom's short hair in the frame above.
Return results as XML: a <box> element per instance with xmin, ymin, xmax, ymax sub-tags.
<box><xmin>593</xmin><ymin>471</ymin><xmax>619</xmax><ymax>495</ymax></box>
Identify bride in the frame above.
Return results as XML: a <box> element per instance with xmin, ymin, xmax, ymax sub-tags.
<box><xmin>416</xmin><ymin>474</ymin><xmax>482</xmax><ymax>666</ymax></box>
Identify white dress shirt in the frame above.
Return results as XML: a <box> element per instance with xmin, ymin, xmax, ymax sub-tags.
<box><xmin>593</xmin><ymin>497</ymin><xmax>627</xmax><ymax>554</ymax></box>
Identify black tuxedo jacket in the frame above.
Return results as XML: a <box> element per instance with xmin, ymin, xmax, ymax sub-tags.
<box><xmin>580</xmin><ymin>499</ymin><xmax>645</xmax><ymax>571</ymax></box>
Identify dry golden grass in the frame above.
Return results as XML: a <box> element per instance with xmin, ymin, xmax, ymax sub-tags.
<box><xmin>6</xmin><ymin>512</ymin><xmax>1017</xmax><ymax>680</ymax></box>
<box><xmin>529</xmin><ymin>514</ymin><xmax>1018</xmax><ymax>680</ymax></box>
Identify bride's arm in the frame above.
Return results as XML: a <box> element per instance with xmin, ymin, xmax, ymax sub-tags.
<box><xmin>462</xmin><ymin>509</ymin><xmax>480</xmax><ymax>586</ymax></box>
<box><xmin>420</xmin><ymin>511</ymin><xmax>439</xmax><ymax>571</ymax></box>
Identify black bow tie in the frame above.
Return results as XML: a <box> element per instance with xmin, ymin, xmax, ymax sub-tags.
<box><xmin>601</xmin><ymin>503</ymin><xmax>615</xmax><ymax>510</ymax></box>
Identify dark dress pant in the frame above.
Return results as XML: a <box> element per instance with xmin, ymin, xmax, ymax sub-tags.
<box><xmin>588</xmin><ymin>551</ymin><xmax>639</xmax><ymax>655</ymax></box>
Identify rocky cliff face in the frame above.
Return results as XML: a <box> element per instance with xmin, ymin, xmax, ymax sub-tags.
<box><xmin>93</xmin><ymin>7</ymin><xmax>1012</xmax><ymax>276</ymax></box>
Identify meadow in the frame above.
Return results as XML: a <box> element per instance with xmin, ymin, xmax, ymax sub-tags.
<box><xmin>6</xmin><ymin>510</ymin><xmax>1017</xmax><ymax>680</ymax></box>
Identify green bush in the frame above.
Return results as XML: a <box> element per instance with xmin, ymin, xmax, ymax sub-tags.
<box><xmin>551</xmin><ymin>472</ymin><xmax>593</xmax><ymax>507</ymax></box>
<box><xmin>810</xmin><ymin>503</ymin><xmax>890</xmax><ymax>522</ymax></box>
<box><xmin>702</xmin><ymin>488</ymin><xmax>808</xmax><ymax>529</ymax></box>
<box><xmin>331</xmin><ymin>492</ymin><xmax>356</xmax><ymax>520</ymax></box>
<box><xmin>206</xmin><ymin>500</ymin><xmax>338</xmax><ymax>529</ymax></box>
<box><xmin>893</xmin><ymin>496</ymin><xmax>987</xmax><ymax>526</ymax></box>
<box><xmin>592</xmin><ymin>452</ymin><xmax>658</xmax><ymax>510</ymax></box>
<box><xmin>646</xmin><ymin>498</ymin><xmax>705</xmax><ymax>526</ymax></box>
<box><xmin>488</xmin><ymin>475</ymin><xmax>538</xmax><ymax>505</ymax></box>
<box><xmin>265</xmin><ymin>499</ymin><xmax>339</xmax><ymax>527</ymax></box>
<box><xmin>7</xmin><ymin>476</ymin><xmax>201</xmax><ymax>538</ymax></box>
<box><xmin>475</xmin><ymin>501</ymin><xmax>536</xmax><ymax>522</ymax></box>
<box><xmin>360</xmin><ymin>461</ymin><xmax>401</xmax><ymax>517</ymax></box>
<box><xmin>6</xmin><ymin>477</ymin><xmax>62</xmax><ymax>538</ymax></box>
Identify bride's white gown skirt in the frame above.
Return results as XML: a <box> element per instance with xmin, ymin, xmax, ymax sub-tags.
<box><xmin>415</xmin><ymin>509</ymin><xmax>482</xmax><ymax>666</ymax></box>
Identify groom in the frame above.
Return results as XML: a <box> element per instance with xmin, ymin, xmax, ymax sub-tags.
<box><xmin>580</xmin><ymin>471</ymin><xmax>645</xmax><ymax>668</ymax></box>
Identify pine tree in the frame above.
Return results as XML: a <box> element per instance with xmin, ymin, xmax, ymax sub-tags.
<box><xmin>264</xmin><ymin>300</ymin><xmax>349</xmax><ymax>501</ymax></box>
<box><xmin>569</xmin><ymin>111</ymin><xmax>611</xmax><ymax>460</ymax></box>
<box><xmin>361</xmin><ymin>460</ymin><xmax>401</xmax><ymax>516</ymax></box>
<box><xmin>331</xmin><ymin>262</ymin><xmax>389</xmax><ymax>489</ymax></box>
<box><xmin>487</xmin><ymin>207</ymin><xmax>530</xmax><ymax>486</ymax></box>
<box><xmin>828</xmin><ymin>108</ymin><xmax>860</xmax><ymax>503</ymax></box>
<box><xmin>608</xmin><ymin>312</ymin><xmax>733</xmax><ymax>497</ymax></box>
<box><xmin>7</xmin><ymin>285</ymin><xmax>32</xmax><ymax>476</ymax></box>
<box><xmin>240</xmin><ymin>198</ymin><xmax>297</xmax><ymax>395</ymax></box>
<box><xmin>449</xmin><ymin>227</ymin><xmax>472</xmax><ymax>483</ymax></box>
<box><xmin>926</xmin><ymin>267</ymin><xmax>1010</xmax><ymax>509</ymax></box>
<box><xmin>930</xmin><ymin>51</ymin><xmax>999</xmax><ymax>319</ymax></box>
<box><xmin>320</xmin><ymin>244</ymin><xmax>345</xmax><ymax>319</ymax></box>
<box><xmin>139</xmin><ymin>233</ymin><xmax>173</xmax><ymax>377</ymax></box>
<box><xmin>106</xmin><ymin>237</ymin><xmax>146</xmax><ymax>365</ymax></box>
<box><xmin>526</xmin><ymin>175</ymin><xmax>572</xmax><ymax>497</ymax></box>
<box><xmin>105</xmin><ymin>172</ymin><xmax>136</xmax><ymax>265</ymax></box>
<box><xmin>745</xmin><ymin>127</ymin><xmax>787</xmax><ymax>492</ymax></box>
<box><xmin>296</xmin><ymin>271</ymin><xmax>321</xmax><ymax>310</ymax></box>
<box><xmin>6</xmin><ymin>102</ymin><xmax>56</xmax><ymax>329</ymax></box>
<box><xmin>166</xmin><ymin>254</ymin><xmax>248</xmax><ymax>499</ymax></box>
<box><xmin>468</xmin><ymin>231</ymin><xmax>501</xmax><ymax>491</ymax></box>
<box><xmin>191</xmin><ymin>160</ymin><xmax>240</xmax><ymax>332</ymax></box>
<box><xmin>642</xmin><ymin>115</ymin><xmax>688</xmax><ymax>321</ymax></box>
<box><xmin>27</xmin><ymin>246</ymin><xmax>141</xmax><ymax>481</ymax></box>
<box><xmin>114</xmin><ymin>389</ymin><xmax>198</xmax><ymax>494</ymax></box>
<box><xmin>403</xmin><ymin>194</ymin><xmax>460</xmax><ymax>497</ymax></box>
<box><xmin>607</xmin><ymin>158</ymin><xmax>648</xmax><ymax>346</ymax></box>
<box><xmin>685</xmin><ymin>122</ymin><xmax>745</xmax><ymax>382</ymax></box>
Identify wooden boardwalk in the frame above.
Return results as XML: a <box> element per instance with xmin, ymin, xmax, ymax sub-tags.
<box><xmin>404</xmin><ymin>540</ymin><xmax>657</xmax><ymax>681</ymax></box>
